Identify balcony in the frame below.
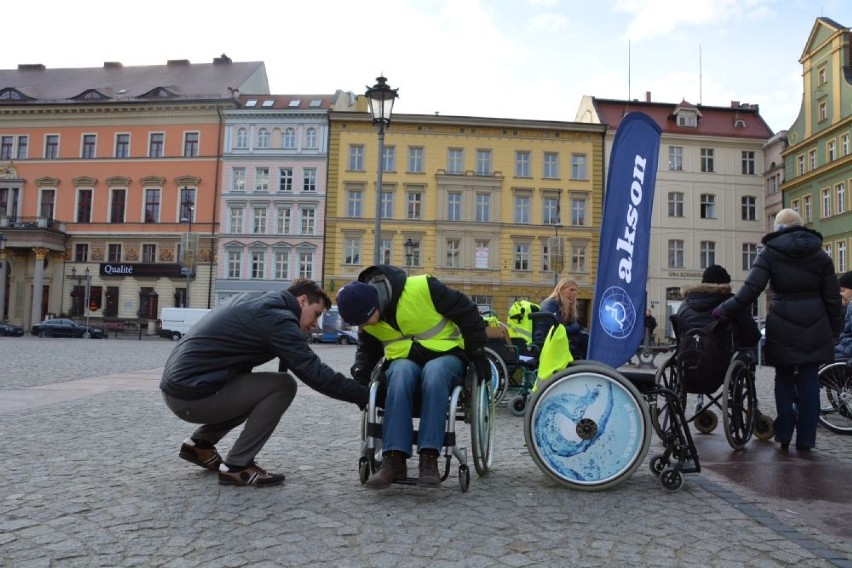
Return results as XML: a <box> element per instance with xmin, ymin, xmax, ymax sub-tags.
<box><xmin>0</xmin><ymin>216</ymin><xmax>67</xmax><ymax>250</ymax></box>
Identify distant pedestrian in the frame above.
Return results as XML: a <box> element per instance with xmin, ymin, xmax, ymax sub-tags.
<box><xmin>714</xmin><ymin>209</ymin><xmax>842</xmax><ymax>452</ymax></box>
<box><xmin>644</xmin><ymin>309</ymin><xmax>657</xmax><ymax>346</ymax></box>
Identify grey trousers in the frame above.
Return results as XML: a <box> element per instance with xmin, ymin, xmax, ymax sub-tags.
<box><xmin>163</xmin><ymin>372</ymin><xmax>297</xmax><ymax>466</ymax></box>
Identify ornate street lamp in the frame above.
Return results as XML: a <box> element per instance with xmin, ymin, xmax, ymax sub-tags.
<box><xmin>403</xmin><ymin>238</ymin><xmax>416</xmax><ymax>275</ymax></box>
<box><xmin>69</xmin><ymin>266</ymin><xmax>90</xmax><ymax>319</ymax></box>
<box><xmin>180</xmin><ymin>188</ymin><xmax>195</xmax><ymax>308</ymax></box>
<box><xmin>365</xmin><ymin>76</ymin><xmax>399</xmax><ymax>265</ymax></box>
<box><xmin>0</xmin><ymin>232</ymin><xmax>7</xmax><ymax>321</ymax></box>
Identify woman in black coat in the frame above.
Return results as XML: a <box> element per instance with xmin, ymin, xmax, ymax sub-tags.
<box><xmin>716</xmin><ymin>209</ymin><xmax>842</xmax><ymax>452</ymax></box>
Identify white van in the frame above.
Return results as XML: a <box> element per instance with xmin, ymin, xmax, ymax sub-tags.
<box><xmin>159</xmin><ymin>308</ymin><xmax>211</xmax><ymax>341</ymax></box>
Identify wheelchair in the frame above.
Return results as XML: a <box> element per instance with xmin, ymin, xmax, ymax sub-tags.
<box><xmin>483</xmin><ymin>337</ymin><xmax>539</xmax><ymax>416</ymax></box>
<box><xmin>650</xmin><ymin>333</ymin><xmax>774</xmax><ymax>450</ymax></box>
<box><xmin>817</xmin><ymin>359</ymin><xmax>852</xmax><ymax>434</ymax></box>
<box><xmin>358</xmin><ymin>355</ymin><xmax>497</xmax><ymax>492</ymax></box>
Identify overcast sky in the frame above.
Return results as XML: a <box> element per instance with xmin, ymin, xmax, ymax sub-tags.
<box><xmin>4</xmin><ymin>0</ymin><xmax>851</xmax><ymax>133</ymax></box>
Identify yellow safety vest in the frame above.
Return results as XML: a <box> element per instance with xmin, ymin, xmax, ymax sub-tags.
<box><xmin>507</xmin><ymin>300</ymin><xmax>539</xmax><ymax>346</ymax></box>
<box><xmin>362</xmin><ymin>275</ymin><xmax>464</xmax><ymax>360</ymax></box>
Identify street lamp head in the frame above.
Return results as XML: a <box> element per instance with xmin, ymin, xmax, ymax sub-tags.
<box><xmin>365</xmin><ymin>76</ymin><xmax>399</xmax><ymax>126</ymax></box>
<box><xmin>71</xmin><ymin>267</ymin><xmax>76</xmax><ymax>278</ymax></box>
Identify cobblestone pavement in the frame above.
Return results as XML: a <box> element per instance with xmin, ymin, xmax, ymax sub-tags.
<box><xmin>0</xmin><ymin>337</ymin><xmax>850</xmax><ymax>567</ymax></box>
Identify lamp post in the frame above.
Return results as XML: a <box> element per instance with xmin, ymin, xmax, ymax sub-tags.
<box><xmin>403</xmin><ymin>238</ymin><xmax>415</xmax><ymax>276</ymax></box>
<box><xmin>70</xmin><ymin>266</ymin><xmax>91</xmax><ymax>321</ymax></box>
<box><xmin>366</xmin><ymin>75</ymin><xmax>399</xmax><ymax>265</ymax></box>
<box><xmin>180</xmin><ymin>194</ymin><xmax>195</xmax><ymax>308</ymax></box>
<box><xmin>0</xmin><ymin>232</ymin><xmax>7</xmax><ymax>321</ymax></box>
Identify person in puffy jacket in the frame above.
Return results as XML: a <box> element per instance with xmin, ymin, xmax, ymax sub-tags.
<box><xmin>533</xmin><ymin>277</ymin><xmax>589</xmax><ymax>359</ymax></box>
<box><xmin>160</xmin><ymin>279</ymin><xmax>368</xmax><ymax>487</ymax></box>
<box><xmin>715</xmin><ymin>209</ymin><xmax>842</xmax><ymax>452</ymax></box>
<box><xmin>836</xmin><ymin>271</ymin><xmax>852</xmax><ymax>360</ymax></box>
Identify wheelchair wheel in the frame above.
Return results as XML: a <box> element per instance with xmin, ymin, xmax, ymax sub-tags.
<box><xmin>523</xmin><ymin>362</ymin><xmax>652</xmax><ymax>491</ymax></box>
<box><xmin>484</xmin><ymin>346</ymin><xmax>509</xmax><ymax>405</ymax></box>
<box><xmin>694</xmin><ymin>410</ymin><xmax>718</xmax><ymax>433</ymax></box>
<box><xmin>650</xmin><ymin>355</ymin><xmax>685</xmax><ymax>440</ymax></box>
<box><xmin>508</xmin><ymin>394</ymin><xmax>527</xmax><ymax>417</ymax></box>
<box><xmin>471</xmin><ymin>368</ymin><xmax>496</xmax><ymax>476</ymax></box>
<box><xmin>649</xmin><ymin>454</ymin><xmax>668</xmax><ymax>477</ymax></box>
<box><xmin>459</xmin><ymin>464</ymin><xmax>471</xmax><ymax>492</ymax></box>
<box><xmin>659</xmin><ymin>467</ymin><xmax>684</xmax><ymax>492</ymax></box>
<box><xmin>753</xmin><ymin>412</ymin><xmax>775</xmax><ymax>440</ymax></box>
<box><xmin>817</xmin><ymin>362</ymin><xmax>852</xmax><ymax>434</ymax></box>
<box><xmin>722</xmin><ymin>359</ymin><xmax>756</xmax><ymax>449</ymax></box>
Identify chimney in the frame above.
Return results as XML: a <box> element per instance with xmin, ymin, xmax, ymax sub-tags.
<box><xmin>213</xmin><ymin>54</ymin><xmax>232</xmax><ymax>64</ymax></box>
<box><xmin>731</xmin><ymin>100</ymin><xmax>740</xmax><ymax>108</ymax></box>
<box><xmin>645</xmin><ymin>91</ymin><xmax>651</xmax><ymax>102</ymax></box>
<box><xmin>104</xmin><ymin>62</ymin><xmax>123</xmax><ymax>69</ymax></box>
<box><xmin>167</xmin><ymin>59</ymin><xmax>191</xmax><ymax>66</ymax></box>
<box><xmin>18</xmin><ymin>64</ymin><xmax>46</xmax><ymax>71</ymax></box>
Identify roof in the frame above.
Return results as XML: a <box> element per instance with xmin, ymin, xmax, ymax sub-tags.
<box><xmin>0</xmin><ymin>56</ymin><xmax>269</xmax><ymax>104</ymax></box>
<box><xmin>236</xmin><ymin>94</ymin><xmax>335</xmax><ymax>110</ymax></box>
<box><xmin>588</xmin><ymin>98</ymin><xmax>774</xmax><ymax>139</ymax></box>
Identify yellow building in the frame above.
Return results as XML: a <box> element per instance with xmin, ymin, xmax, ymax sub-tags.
<box><xmin>325</xmin><ymin>110</ymin><xmax>606</xmax><ymax>323</ymax></box>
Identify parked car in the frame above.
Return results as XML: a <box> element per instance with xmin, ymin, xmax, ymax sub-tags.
<box><xmin>0</xmin><ymin>321</ymin><xmax>24</xmax><ymax>337</ymax></box>
<box><xmin>31</xmin><ymin>318</ymin><xmax>107</xmax><ymax>339</ymax></box>
<box><xmin>309</xmin><ymin>329</ymin><xmax>357</xmax><ymax>345</ymax></box>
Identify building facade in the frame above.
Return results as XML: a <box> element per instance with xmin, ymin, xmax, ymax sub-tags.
<box><xmin>325</xmin><ymin>109</ymin><xmax>606</xmax><ymax>321</ymax></box>
<box><xmin>782</xmin><ymin>17</ymin><xmax>851</xmax><ymax>275</ymax></box>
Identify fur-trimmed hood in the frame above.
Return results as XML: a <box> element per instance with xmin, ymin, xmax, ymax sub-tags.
<box><xmin>682</xmin><ymin>282</ymin><xmax>732</xmax><ymax>298</ymax></box>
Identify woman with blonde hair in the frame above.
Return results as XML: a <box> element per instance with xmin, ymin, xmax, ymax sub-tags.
<box><xmin>533</xmin><ymin>277</ymin><xmax>589</xmax><ymax>358</ymax></box>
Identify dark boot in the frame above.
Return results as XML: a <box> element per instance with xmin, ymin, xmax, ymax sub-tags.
<box><xmin>417</xmin><ymin>449</ymin><xmax>441</xmax><ymax>487</ymax></box>
<box><xmin>365</xmin><ymin>451</ymin><xmax>407</xmax><ymax>489</ymax></box>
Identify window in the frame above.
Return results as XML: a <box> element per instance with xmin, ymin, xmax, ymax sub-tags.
<box><xmin>347</xmin><ymin>190</ymin><xmax>362</xmax><ymax>217</ymax></box>
<box><xmin>828</xmin><ymin>140</ymin><xmax>837</xmax><ymax>161</ymax></box>
<box><xmin>699</xmin><ymin>241</ymin><xmax>716</xmax><ymax>269</ymax></box>
<box><xmin>255</xmin><ymin>167</ymin><xmax>269</xmax><ymax>191</ymax></box>
<box><xmin>227</xmin><ymin>250</ymin><xmax>242</xmax><ymax>279</ymax></box>
<box><xmin>818</xmin><ymin>66</ymin><xmax>827</xmax><ymax>85</ymax></box>
<box><xmin>700</xmin><ymin>148</ymin><xmax>714</xmax><ymax>173</ymax></box>
<box><xmin>824</xmin><ymin>244</ymin><xmax>833</xmax><ymax>259</ymax></box>
<box><xmin>677</xmin><ymin>114</ymin><xmax>697</xmax><ymax>127</ymax></box>
<box><xmin>75</xmin><ymin>243</ymin><xmax>89</xmax><ymax>262</ymax></box>
<box><xmin>475</xmin><ymin>240</ymin><xmax>490</xmax><ymax>269</ymax></box>
<box><xmin>305</xmin><ymin>127</ymin><xmax>317</xmax><ymax>148</ymax></box>
<box><xmin>183</xmin><ymin>132</ymin><xmax>199</xmax><ymax>157</ymax></box>
<box><xmin>843</xmin><ymin>135</ymin><xmax>850</xmax><ymax>157</ymax></box>
<box><xmin>407</xmin><ymin>147</ymin><xmax>424</xmax><ymax>173</ymax></box>
<box><xmin>804</xmin><ymin>195</ymin><xmax>813</xmax><ymax>222</ymax></box>
<box><xmin>39</xmin><ymin>189</ymin><xmax>55</xmax><ymax>220</ymax></box>
<box><xmin>742</xmin><ymin>243</ymin><xmax>758</xmax><ymax>270</ymax></box>
<box><xmin>382</xmin><ymin>146</ymin><xmax>396</xmax><ymax>172</ymax></box>
<box><xmin>515</xmin><ymin>195</ymin><xmax>530</xmax><ymax>224</ymax></box>
<box><xmin>571</xmin><ymin>197</ymin><xmax>587</xmax><ymax>226</ymax></box>
<box><xmin>110</xmin><ymin>189</ymin><xmax>125</xmax><ymax>223</ymax></box>
<box><xmin>447</xmin><ymin>149</ymin><xmax>463</xmax><ymax>174</ymax></box>
<box><xmin>543</xmin><ymin>152</ymin><xmax>559</xmax><ymax>179</ymax></box>
<box><xmin>836</xmin><ymin>183</ymin><xmax>847</xmax><ymax>214</ymax></box>
<box><xmin>250</xmin><ymin>251</ymin><xmax>265</xmax><ymax>279</ymax></box>
<box><xmin>257</xmin><ymin>128</ymin><xmax>270</xmax><ymax>148</ymax></box>
<box><xmin>349</xmin><ymin>145</ymin><xmax>364</xmax><ymax>171</ymax></box>
<box><xmin>668</xmin><ymin>240</ymin><xmax>684</xmax><ymax>268</ymax></box>
<box><xmin>379</xmin><ymin>239</ymin><xmax>392</xmax><ymax>265</ymax></box>
<box><xmin>380</xmin><ymin>190</ymin><xmax>393</xmax><ymax>219</ymax></box>
<box><xmin>0</xmin><ymin>187</ymin><xmax>19</xmax><ymax>218</ymax></box>
<box><xmin>447</xmin><ymin>192</ymin><xmax>461</xmax><ymax>221</ymax></box>
<box><xmin>45</xmin><ymin>134</ymin><xmax>59</xmax><ymax>159</ymax></box>
<box><xmin>446</xmin><ymin>239</ymin><xmax>460</xmax><ymax>268</ymax></box>
<box><xmin>253</xmin><ymin>207</ymin><xmax>267</xmax><ymax>234</ymax></box>
<box><xmin>668</xmin><ymin>146</ymin><xmax>683</xmax><ymax>171</ymax></box>
<box><xmin>82</xmin><ymin>134</ymin><xmax>97</xmax><ymax>159</ymax></box>
<box><xmin>571</xmin><ymin>154</ymin><xmax>586</xmax><ymax>179</ymax></box>
<box><xmin>344</xmin><ymin>238</ymin><xmax>361</xmax><ymax>265</ymax></box>
<box><xmin>283</xmin><ymin>128</ymin><xmax>295</xmax><ymax>148</ymax></box>
<box><xmin>668</xmin><ymin>192</ymin><xmax>684</xmax><ymax>217</ymax></box>
<box><xmin>700</xmin><ymin>194</ymin><xmax>716</xmax><ymax>219</ymax></box>
<box><xmin>513</xmin><ymin>243</ymin><xmax>530</xmax><ymax>271</ymax></box>
<box><xmin>115</xmin><ymin>134</ymin><xmax>130</xmax><ymax>158</ymax></box>
<box><xmin>300</xmin><ymin>208</ymin><xmax>316</xmax><ymax>234</ymax></box>
<box><xmin>768</xmin><ymin>175</ymin><xmax>780</xmax><ymax>195</ymax></box>
<box><xmin>819</xmin><ymin>102</ymin><xmax>827</xmax><ymax>122</ymax></box>
<box><xmin>142</xmin><ymin>244</ymin><xmax>157</xmax><ymax>263</ymax></box>
<box><xmin>0</xmin><ymin>136</ymin><xmax>11</xmax><ymax>159</ymax></box>
<box><xmin>542</xmin><ymin>196</ymin><xmax>559</xmax><ymax>225</ymax></box>
<box><xmin>108</xmin><ymin>244</ymin><xmax>122</xmax><ymax>262</ymax></box>
<box><xmin>275</xmin><ymin>250</ymin><xmax>290</xmax><ymax>279</ymax></box>
<box><xmin>279</xmin><ymin>167</ymin><xmax>293</xmax><ymax>192</ymax></box>
<box><xmin>230</xmin><ymin>207</ymin><xmax>244</xmax><ymax>233</ymax></box>
<box><xmin>303</xmin><ymin>168</ymin><xmax>317</xmax><ymax>192</ymax></box>
<box><xmin>77</xmin><ymin>189</ymin><xmax>93</xmax><ymax>222</ymax></box>
<box><xmin>404</xmin><ymin>241</ymin><xmax>421</xmax><ymax>267</ymax></box>
<box><xmin>144</xmin><ymin>188</ymin><xmax>160</xmax><ymax>223</ymax></box>
<box><xmin>822</xmin><ymin>188</ymin><xmax>832</xmax><ymax>218</ymax></box>
<box><xmin>838</xmin><ymin>241</ymin><xmax>848</xmax><ymax>272</ymax></box>
<box><xmin>232</xmin><ymin>168</ymin><xmax>246</xmax><ymax>192</ymax></box>
<box><xmin>741</xmin><ymin>196</ymin><xmax>757</xmax><ymax>221</ymax></box>
<box><xmin>741</xmin><ymin>151</ymin><xmax>755</xmax><ymax>175</ymax></box>
<box><xmin>179</xmin><ymin>187</ymin><xmax>195</xmax><ymax>223</ymax></box>
<box><xmin>277</xmin><ymin>207</ymin><xmax>291</xmax><ymax>234</ymax></box>
<box><xmin>236</xmin><ymin>128</ymin><xmax>248</xmax><ymax>149</ymax></box>
<box><xmin>299</xmin><ymin>252</ymin><xmax>313</xmax><ymax>278</ymax></box>
<box><xmin>808</xmin><ymin>149</ymin><xmax>817</xmax><ymax>171</ymax></box>
<box><xmin>16</xmin><ymin>135</ymin><xmax>27</xmax><ymax>159</ymax></box>
<box><xmin>798</xmin><ymin>155</ymin><xmax>806</xmax><ymax>175</ymax></box>
<box><xmin>407</xmin><ymin>191</ymin><xmax>422</xmax><ymax>220</ymax></box>
<box><xmin>475</xmin><ymin>193</ymin><xmax>490</xmax><ymax>223</ymax></box>
<box><xmin>571</xmin><ymin>244</ymin><xmax>587</xmax><ymax>273</ymax></box>
<box><xmin>476</xmin><ymin>150</ymin><xmax>492</xmax><ymax>176</ymax></box>
<box><xmin>149</xmin><ymin>133</ymin><xmax>164</xmax><ymax>158</ymax></box>
<box><xmin>515</xmin><ymin>151</ymin><xmax>531</xmax><ymax>177</ymax></box>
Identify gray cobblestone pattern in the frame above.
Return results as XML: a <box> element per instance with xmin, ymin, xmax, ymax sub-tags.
<box><xmin>1</xmin><ymin>337</ymin><xmax>850</xmax><ymax>567</ymax></box>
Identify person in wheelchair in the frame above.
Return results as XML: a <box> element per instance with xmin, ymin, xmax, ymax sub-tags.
<box><xmin>533</xmin><ymin>277</ymin><xmax>589</xmax><ymax>360</ymax></box>
<box><xmin>835</xmin><ymin>271</ymin><xmax>852</xmax><ymax>362</ymax></box>
<box><xmin>337</xmin><ymin>265</ymin><xmax>489</xmax><ymax>489</ymax></box>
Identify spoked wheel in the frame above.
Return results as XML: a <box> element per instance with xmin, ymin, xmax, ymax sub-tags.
<box><xmin>650</xmin><ymin>356</ymin><xmax>685</xmax><ymax>441</ymax></box>
<box><xmin>722</xmin><ymin>359</ymin><xmax>756</xmax><ymax>449</ymax></box>
<box><xmin>523</xmin><ymin>362</ymin><xmax>652</xmax><ymax>491</ymax></box>
<box><xmin>817</xmin><ymin>362</ymin><xmax>852</xmax><ymax>434</ymax></box>
<box><xmin>471</xmin><ymin>368</ymin><xmax>496</xmax><ymax>476</ymax></box>
<box><xmin>484</xmin><ymin>347</ymin><xmax>509</xmax><ymax>406</ymax></box>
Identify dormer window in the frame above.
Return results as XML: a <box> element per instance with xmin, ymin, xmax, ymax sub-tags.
<box><xmin>672</xmin><ymin>101</ymin><xmax>701</xmax><ymax>128</ymax></box>
<box><xmin>73</xmin><ymin>89</ymin><xmax>110</xmax><ymax>101</ymax></box>
<box><xmin>0</xmin><ymin>88</ymin><xmax>35</xmax><ymax>101</ymax></box>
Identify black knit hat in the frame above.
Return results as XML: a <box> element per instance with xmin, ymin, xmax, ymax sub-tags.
<box><xmin>702</xmin><ymin>264</ymin><xmax>731</xmax><ymax>284</ymax></box>
<box><xmin>839</xmin><ymin>271</ymin><xmax>852</xmax><ymax>289</ymax></box>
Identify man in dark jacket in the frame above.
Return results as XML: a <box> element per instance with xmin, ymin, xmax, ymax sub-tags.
<box><xmin>337</xmin><ymin>265</ymin><xmax>488</xmax><ymax>489</ymax></box>
<box><xmin>161</xmin><ymin>279</ymin><xmax>368</xmax><ymax>487</ymax></box>
<box><xmin>715</xmin><ymin>209</ymin><xmax>842</xmax><ymax>452</ymax></box>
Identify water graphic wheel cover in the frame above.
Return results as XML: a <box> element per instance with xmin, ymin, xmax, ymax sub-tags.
<box><xmin>531</xmin><ymin>372</ymin><xmax>646</xmax><ymax>485</ymax></box>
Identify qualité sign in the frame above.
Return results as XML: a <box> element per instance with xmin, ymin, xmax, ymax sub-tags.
<box><xmin>99</xmin><ymin>263</ymin><xmax>186</xmax><ymax>278</ymax></box>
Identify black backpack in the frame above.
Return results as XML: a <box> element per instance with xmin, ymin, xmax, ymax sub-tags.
<box><xmin>672</xmin><ymin>317</ymin><xmax>731</xmax><ymax>395</ymax></box>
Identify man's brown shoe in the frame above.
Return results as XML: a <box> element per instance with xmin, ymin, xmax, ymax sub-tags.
<box><xmin>417</xmin><ymin>449</ymin><xmax>442</xmax><ymax>487</ymax></box>
<box><xmin>218</xmin><ymin>463</ymin><xmax>285</xmax><ymax>487</ymax></box>
<box><xmin>179</xmin><ymin>442</ymin><xmax>222</xmax><ymax>471</ymax></box>
<box><xmin>365</xmin><ymin>451</ymin><xmax>408</xmax><ymax>489</ymax></box>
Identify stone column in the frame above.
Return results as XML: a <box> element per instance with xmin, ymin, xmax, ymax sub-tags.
<box><xmin>0</xmin><ymin>249</ymin><xmax>7</xmax><ymax>321</ymax></box>
<box><xmin>30</xmin><ymin>247</ymin><xmax>48</xmax><ymax>327</ymax></box>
